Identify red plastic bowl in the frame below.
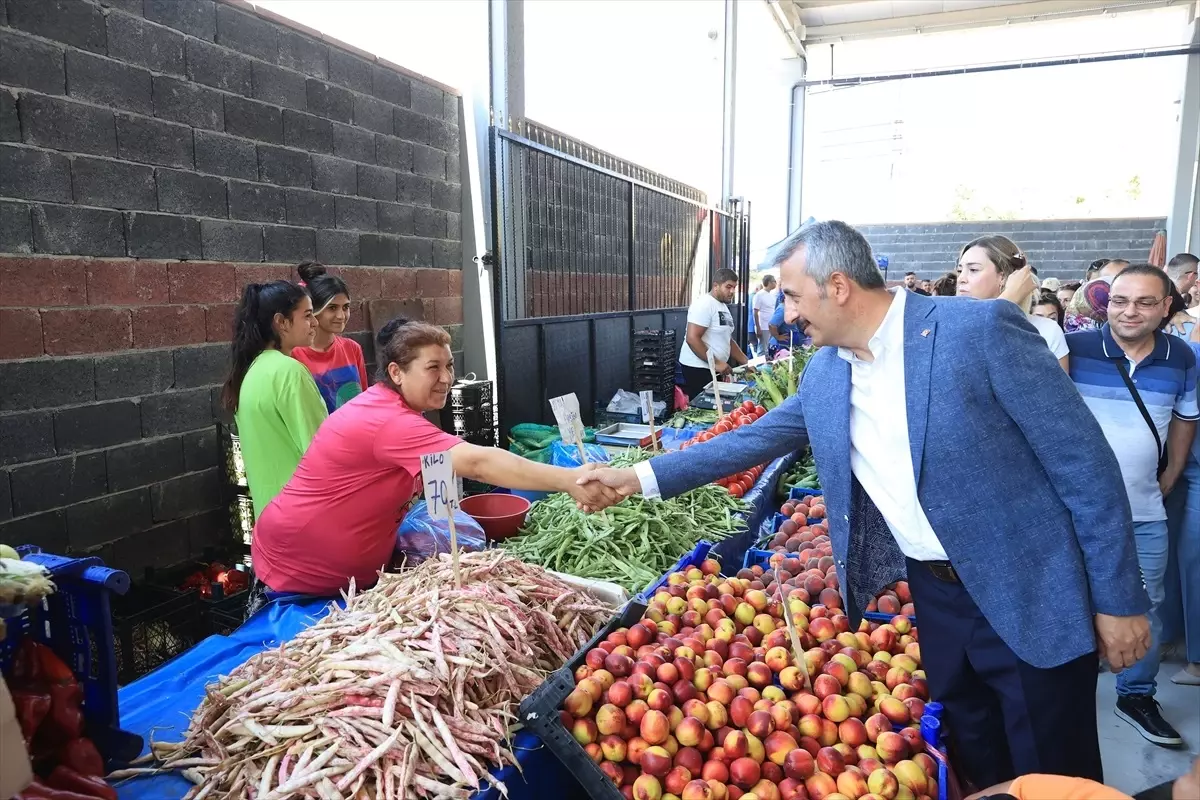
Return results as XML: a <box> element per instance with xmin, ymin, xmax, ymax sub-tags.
<box><xmin>459</xmin><ymin>493</ymin><xmax>532</xmax><ymax>541</ymax></box>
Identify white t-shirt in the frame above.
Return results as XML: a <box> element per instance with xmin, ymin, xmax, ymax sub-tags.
<box><xmin>752</xmin><ymin>290</ymin><xmax>776</xmax><ymax>332</ymax></box>
<box><xmin>680</xmin><ymin>293</ymin><xmax>735</xmax><ymax>369</ymax></box>
<box><xmin>1027</xmin><ymin>313</ymin><xmax>1069</xmax><ymax>359</ymax></box>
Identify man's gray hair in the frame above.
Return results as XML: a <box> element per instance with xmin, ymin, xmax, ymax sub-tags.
<box><xmin>769</xmin><ymin>220</ymin><xmax>885</xmax><ymax>291</ymax></box>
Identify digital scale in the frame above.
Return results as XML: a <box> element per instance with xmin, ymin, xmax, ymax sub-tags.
<box><xmin>689</xmin><ymin>380</ymin><xmax>751</xmax><ymax>410</ymax></box>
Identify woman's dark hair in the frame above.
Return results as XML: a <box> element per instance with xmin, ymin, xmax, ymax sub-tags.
<box><xmin>932</xmin><ymin>272</ymin><xmax>958</xmax><ymax>296</ymax></box>
<box><xmin>1033</xmin><ymin>289</ymin><xmax>1065</xmax><ymax>329</ymax></box>
<box><xmin>296</xmin><ymin>262</ymin><xmax>349</xmax><ymax>313</ymax></box>
<box><xmin>221</xmin><ymin>281</ymin><xmax>309</xmax><ymax>413</ymax></box>
<box><xmin>1060</xmin><ymin>281</ymin><xmax>1082</xmax><ymax>293</ymax></box>
<box><xmin>1086</xmin><ymin>258</ymin><xmax>1110</xmax><ymax>280</ymax></box>
<box><xmin>375</xmin><ymin>317</ymin><xmax>452</xmax><ymax>387</ymax></box>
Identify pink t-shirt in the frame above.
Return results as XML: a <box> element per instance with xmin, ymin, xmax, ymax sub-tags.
<box><xmin>252</xmin><ymin>383</ymin><xmax>461</xmax><ymax>594</ymax></box>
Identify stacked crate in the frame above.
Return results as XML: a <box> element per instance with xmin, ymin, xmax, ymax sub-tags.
<box><xmin>632</xmin><ymin>330</ymin><xmax>677</xmax><ymax>416</ymax></box>
<box><xmin>220</xmin><ymin>424</ymin><xmax>254</xmax><ymax>548</ymax></box>
<box><xmin>445</xmin><ymin>377</ymin><xmax>497</xmax><ymax>495</ymax></box>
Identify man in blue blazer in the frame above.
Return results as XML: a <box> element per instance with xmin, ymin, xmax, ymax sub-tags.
<box><xmin>582</xmin><ymin>221</ymin><xmax>1151</xmax><ymax>788</ymax></box>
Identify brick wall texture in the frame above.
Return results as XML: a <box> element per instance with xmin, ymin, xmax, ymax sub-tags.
<box><xmin>857</xmin><ymin>217</ymin><xmax>1166</xmax><ymax>282</ymax></box>
<box><xmin>0</xmin><ymin>0</ymin><xmax>464</xmax><ymax>577</ymax></box>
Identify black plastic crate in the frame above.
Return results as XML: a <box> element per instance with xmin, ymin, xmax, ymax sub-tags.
<box><xmin>633</xmin><ymin>329</ymin><xmax>675</xmax><ymax>346</ymax></box>
<box><xmin>449</xmin><ymin>378</ymin><xmax>493</xmax><ymax>410</ymax></box>
<box><xmin>111</xmin><ymin>586</ymin><xmax>206</xmax><ymax>685</ymax></box>
<box><xmin>452</xmin><ymin>406</ymin><xmax>495</xmax><ymax>432</ymax></box>
<box><xmin>230</xmin><ymin>492</ymin><xmax>254</xmax><ymax>547</ymax></box>
<box><xmin>219</xmin><ymin>424</ymin><xmax>248</xmax><ymax>489</ymax></box>
<box><xmin>207</xmin><ymin>592</ymin><xmax>247</xmax><ymax>636</ymax></box>
<box><xmin>518</xmin><ymin>601</ymin><xmax>646</xmax><ymax>800</ymax></box>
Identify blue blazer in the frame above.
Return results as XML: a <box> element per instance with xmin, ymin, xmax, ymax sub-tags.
<box><xmin>652</xmin><ymin>293</ymin><xmax>1149</xmax><ymax>669</ymax></box>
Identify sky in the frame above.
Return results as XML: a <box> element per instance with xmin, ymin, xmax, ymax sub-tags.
<box><xmin>256</xmin><ymin>0</ymin><xmax>1194</xmax><ymax>236</ymax></box>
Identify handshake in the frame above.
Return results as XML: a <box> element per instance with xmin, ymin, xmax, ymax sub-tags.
<box><xmin>566</xmin><ymin>464</ymin><xmax>643</xmax><ymax>512</ymax></box>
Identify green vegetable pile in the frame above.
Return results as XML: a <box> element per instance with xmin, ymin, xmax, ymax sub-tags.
<box><xmin>779</xmin><ymin>449</ymin><xmax>820</xmax><ymax>496</ymax></box>
<box><xmin>507</xmin><ymin>422</ymin><xmax>598</xmax><ymax>463</ymax></box>
<box><xmin>503</xmin><ymin>452</ymin><xmax>748</xmax><ymax>593</ymax></box>
<box><xmin>665</xmin><ymin>408</ymin><xmax>720</xmax><ymax>429</ymax></box>
<box><xmin>753</xmin><ymin>349</ymin><xmax>814</xmax><ymax>409</ymax></box>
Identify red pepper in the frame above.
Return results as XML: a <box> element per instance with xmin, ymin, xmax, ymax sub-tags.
<box><xmin>33</xmin><ymin>643</ymin><xmax>76</xmax><ymax>684</ymax></box>
<box><xmin>47</xmin><ymin>766</ymin><xmax>117</xmax><ymax>800</ymax></box>
<box><xmin>12</xmin><ymin>639</ymin><xmax>42</xmax><ymax>682</ymax></box>
<box><xmin>58</xmin><ymin>738</ymin><xmax>104</xmax><ymax>778</ymax></box>
<box><xmin>16</xmin><ymin>779</ymin><xmax>104</xmax><ymax>800</ymax></box>
<box><xmin>11</xmin><ymin>690</ymin><xmax>52</xmax><ymax>743</ymax></box>
<box><xmin>45</xmin><ymin>684</ymin><xmax>84</xmax><ymax>740</ymax></box>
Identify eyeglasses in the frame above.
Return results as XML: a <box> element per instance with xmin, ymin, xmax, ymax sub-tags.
<box><xmin>1108</xmin><ymin>297</ymin><xmax>1165</xmax><ymax>310</ymax></box>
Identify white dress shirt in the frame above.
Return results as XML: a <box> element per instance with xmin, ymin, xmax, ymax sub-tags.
<box><xmin>637</xmin><ymin>288</ymin><xmax>948</xmax><ymax>562</ymax></box>
<box><xmin>838</xmin><ymin>289</ymin><xmax>947</xmax><ymax>561</ymax></box>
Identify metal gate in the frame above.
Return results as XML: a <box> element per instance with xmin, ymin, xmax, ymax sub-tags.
<box><xmin>490</xmin><ymin>125</ymin><xmax>751</xmax><ymax>437</ymax></box>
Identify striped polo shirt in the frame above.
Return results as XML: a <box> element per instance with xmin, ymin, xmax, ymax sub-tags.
<box><xmin>1066</xmin><ymin>324</ymin><xmax>1198</xmax><ymax>521</ymax></box>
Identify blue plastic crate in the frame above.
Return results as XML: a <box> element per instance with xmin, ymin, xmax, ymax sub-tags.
<box><xmin>0</xmin><ymin>546</ymin><xmax>143</xmax><ymax>763</ymax></box>
<box><xmin>863</xmin><ymin>609</ymin><xmax>919</xmax><ymax>626</ymax></box>
<box><xmin>742</xmin><ymin>547</ymin><xmax>776</xmax><ymax>570</ymax></box>
<box><xmin>635</xmin><ymin>541</ymin><xmax>715</xmax><ymax>603</ymax></box>
<box><xmin>788</xmin><ymin>486</ymin><xmax>823</xmax><ymax>501</ymax></box>
<box><xmin>767</xmin><ymin>511</ymin><xmax>825</xmax><ymax>534</ymax></box>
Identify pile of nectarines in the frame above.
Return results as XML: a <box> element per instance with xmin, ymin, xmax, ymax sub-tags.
<box><xmin>562</xmin><ymin>558</ymin><xmax>940</xmax><ymax>800</ymax></box>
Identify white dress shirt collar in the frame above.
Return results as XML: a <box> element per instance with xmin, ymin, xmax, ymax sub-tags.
<box><xmin>837</xmin><ymin>288</ymin><xmax>907</xmax><ymax>366</ymax></box>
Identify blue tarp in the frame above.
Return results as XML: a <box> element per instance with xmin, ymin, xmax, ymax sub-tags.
<box><xmin>115</xmin><ymin>597</ymin><xmax>577</xmax><ymax>800</ymax></box>
<box><xmin>710</xmin><ymin>449</ymin><xmax>800</xmax><ymax>568</ymax></box>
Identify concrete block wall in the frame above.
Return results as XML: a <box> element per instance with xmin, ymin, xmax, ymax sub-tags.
<box><xmin>0</xmin><ymin>0</ymin><xmax>464</xmax><ymax>578</ymax></box>
<box><xmin>857</xmin><ymin>218</ymin><xmax>1166</xmax><ymax>282</ymax></box>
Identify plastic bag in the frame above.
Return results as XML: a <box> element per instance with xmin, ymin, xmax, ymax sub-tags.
<box><xmin>548</xmin><ymin>440</ymin><xmax>610</xmax><ymax>468</ymax></box>
<box><xmin>606</xmin><ymin>389</ymin><xmax>665</xmax><ymax>420</ymax></box>
<box><xmin>395</xmin><ymin>500</ymin><xmax>487</xmax><ymax>566</ymax></box>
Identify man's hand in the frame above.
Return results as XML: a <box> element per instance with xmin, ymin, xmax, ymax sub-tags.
<box><xmin>715</xmin><ymin>360</ymin><xmax>730</xmax><ymax>376</ymax></box>
<box><xmin>576</xmin><ymin>466</ymin><xmax>641</xmax><ymax>505</ymax></box>
<box><xmin>567</xmin><ymin>464</ymin><xmax>626</xmax><ymax>512</ymax></box>
<box><xmin>1160</xmin><ymin>469</ymin><xmax>1181</xmax><ymax>498</ymax></box>
<box><xmin>1094</xmin><ymin>613</ymin><xmax>1151</xmax><ymax>671</ymax></box>
<box><xmin>1173</xmin><ymin>756</ymin><xmax>1200</xmax><ymax>800</ymax></box>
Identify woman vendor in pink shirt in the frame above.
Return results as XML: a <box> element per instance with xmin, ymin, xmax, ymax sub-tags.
<box><xmin>250</xmin><ymin>318</ymin><xmax>618</xmax><ymax>600</ymax></box>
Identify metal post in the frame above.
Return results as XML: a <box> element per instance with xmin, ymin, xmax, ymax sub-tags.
<box><xmin>1167</xmin><ymin>8</ymin><xmax>1200</xmax><ymax>255</ymax></box>
<box><xmin>489</xmin><ymin>0</ymin><xmax>525</xmax><ymax>129</ymax></box>
<box><xmin>720</xmin><ymin>0</ymin><xmax>738</xmax><ymax>204</ymax></box>
<box><xmin>627</xmin><ymin>182</ymin><xmax>637</xmax><ymax>313</ymax></box>
<box><xmin>786</xmin><ymin>60</ymin><xmax>807</xmax><ymax>232</ymax></box>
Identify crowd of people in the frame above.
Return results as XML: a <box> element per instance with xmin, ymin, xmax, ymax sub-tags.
<box><xmin>607</xmin><ymin>221</ymin><xmax>1200</xmax><ymax>794</ymax></box>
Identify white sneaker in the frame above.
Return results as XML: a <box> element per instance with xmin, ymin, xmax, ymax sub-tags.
<box><xmin>1171</xmin><ymin>665</ymin><xmax>1200</xmax><ymax>686</ymax></box>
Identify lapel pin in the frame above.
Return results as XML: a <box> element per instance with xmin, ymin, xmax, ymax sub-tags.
<box><xmin>921</xmin><ymin>329</ymin><xmax>931</xmax><ymax>337</ymax></box>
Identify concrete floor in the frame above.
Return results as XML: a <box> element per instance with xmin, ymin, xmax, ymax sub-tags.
<box><xmin>1099</xmin><ymin>652</ymin><xmax>1200</xmax><ymax>796</ymax></box>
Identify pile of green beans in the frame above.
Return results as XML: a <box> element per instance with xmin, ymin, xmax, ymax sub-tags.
<box><xmin>502</xmin><ymin>478</ymin><xmax>748</xmax><ymax>594</ymax></box>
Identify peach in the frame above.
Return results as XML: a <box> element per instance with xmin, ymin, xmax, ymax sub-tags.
<box><xmin>762</xmin><ymin>685</ymin><xmax>786</xmax><ymax>703</ymax></box>
<box><xmin>864</xmin><ymin>713</ymin><xmax>891</xmax><ymax>743</ymax></box>
<box><xmin>628</xmin><ymin>736</ymin><xmax>651</xmax><ymax>765</ymax></box>
<box><xmin>606</xmin><ymin>652</ymin><xmax>635</xmax><ymax>677</ymax></box>
<box><xmin>778</xmin><ymin>778</ymin><xmax>805</xmax><ymax>800</ymax></box>
<box><xmin>884</xmin><ymin>668</ymin><xmax>911</xmax><ymax>692</ymax></box>
<box><xmin>892</xmin><ymin>760</ymin><xmax>928</xmax><ymax>794</ymax></box>
<box><xmin>878</xmin><ymin>697</ymin><xmax>910</xmax><ymax>726</ymax></box>
<box><xmin>770</xmin><ymin>702</ymin><xmax>793</xmax><ymax>732</ymax></box>
<box><xmin>608</xmin><ymin>680</ymin><xmax>634</xmax><ymax>707</ymax></box>
<box><xmin>694</xmin><ymin>668</ymin><xmax>716</xmax><ymax>692</ymax></box>
<box><xmin>683</xmin><ymin>780</ymin><xmax>716</xmax><ymax>800</ymax></box>
<box><xmin>818</xmin><ymin>718</ymin><xmax>839</xmax><ymax>747</ymax></box>
<box><xmin>677</xmin><ymin>746</ymin><xmax>705</xmax><ymax>774</ymax></box>
<box><xmin>764</xmin><ymin>731</ymin><xmax>799</xmax><ymax>766</ymax></box>
<box><xmin>867</xmin><ymin>768</ymin><xmax>899</xmax><ymax>799</ymax></box>
<box><xmin>753</xmin><ymin>614</ymin><xmax>777</xmax><ymax>638</ymax></box>
<box><xmin>666</xmin><ymin>766</ymin><xmax>694</xmax><ymax>796</ymax></box>
<box><xmin>844</xmin><ymin>694</ymin><xmax>868</xmax><ymax>721</ymax></box>
<box><xmin>778</xmin><ymin>666</ymin><xmax>804</xmax><ymax>691</ymax></box>
<box><xmin>891</xmin><ymin>684</ymin><xmax>918</xmax><ymax>702</ymax></box>
<box><xmin>585</xmin><ymin>742</ymin><xmax>603</xmax><ymax>763</ymax></box>
<box><xmin>805</xmin><ymin>771</ymin><xmax>839</xmax><ymax>800</ymax></box>
<box><xmin>875</xmin><ymin>731</ymin><xmax>908</xmax><ymax>764</ymax></box>
<box><xmin>890</xmin><ymin>654</ymin><xmax>918</xmax><ymax>673</ymax></box>
<box><xmin>677</xmin><ymin>717</ymin><xmax>706</xmax><ymax>748</ymax></box>
<box><xmin>564</xmin><ymin>688</ymin><xmax>593</xmax><ymax>718</ymax></box>
<box><xmin>642</xmin><ymin>710</ymin><xmax>671</xmax><ymax>745</ymax></box>
<box><xmin>799</xmin><ymin>735</ymin><xmax>821</xmax><ymax>758</ymax></box>
<box><xmin>702</xmin><ymin>759</ymin><xmax>730</xmax><ymax>783</ymax></box>
<box><xmin>743</xmin><ymin>710</ymin><xmax>772</xmax><ymax>740</ymax></box>
<box><xmin>599</xmin><ymin>734</ymin><xmax>627</xmax><ymax>762</ymax></box>
<box><xmin>898</xmin><ymin>727</ymin><xmax>924</xmax><ymax>754</ymax></box>
<box><xmin>726</xmin><ymin>674</ymin><xmax>750</xmax><ymax>692</ymax></box>
<box><xmin>643</xmin><ymin>745</ymin><xmax>674</xmax><ymax>777</ymax></box>
<box><xmin>634</xmin><ymin>774</ymin><xmax>664</xmax><ymax>800</ymax></box>
<box><xmin>837</xmin><ymin>717</ymin><xmax>868</xmax><ymax>748</ymax></box>
<box><xmin>747</xmin><ymin>662</ymin><xmax>773</xmax><ymax>688</ymax></box>
<box><xmin>600</xmin><ymin>760</ymin><xmax>623</xmax><ymax>784</ymax></box>
<box><xmin>794</xmin><ymin>692</ymin><xmax>822</xmax><ymax>716</ymax></box>
<box><xmin>798</xmin><ymin>713</ymin><xmax>823</xmax><ymax>739</ymax></box>
<box><xmin>705</xmin><ymin>701</ymin><xmax>729</xmax><ymax>730</ymax></box>
<box><xmin>912</xmin><ymin>752</ymin><xmax>936</xmax><ymax>777</ymax></box>
<box><xmin>830</xmin><ymin>652</ymin><xmax>858</xmax><ymax>674</ymax></box>
<box><xmin>751</xmin><ymin>778</ymin><xmax>783</xmax><ymax>800</ymax></box>
<box><xmin>844</xmin><ymin>670</ymin><xmax>873</xmax><ymax>699</ymax></box>
<box><xmin>838</xmin><ymin>768</ymin><xmax>870</xmax><ymax>799</ymax></box>
<box><xmin>630</xmin><ymin>672</ymin><xmax>657</xmax><ymax>700</ymax></box>
<box><xmin>730</xmin><ymin>757</ymin><xmax>761</xmax><ymax>789</ymax></box>
<box><xmin>729</xmin><ymin>696</ymin><xmax>754</xmax><ymax>728</ymax></box>
<box><xmin>708</xmin><ymin>680</ymin><xmax>736</xmax><ymax>706</ymax></box>
<box><xmin>822</xmin><ymin>694</ymin><xmax>851</xmax><ymax>723</ymax></box>
<box><xmin>816</xmin><ymin>745</ymin><xmax>846</xmax><ymax>776</ymax></box>
<box><xmin>572</xmin><ymin>718</ymin><xmax>598</xmax><ymax>745</ymax></box>
<box><xmin>724</xmin><ymin>730</ymin><xmax>750</xmax><ymax>760</ymax></box>
<box><xmin>648</xmin><ymin>688</ymin><xmax>675</xmax><ymax>713</ymax></box>
<box><xmin>813</xmin><ymin>673</ymin><xmax>842</xmax><ymax>700</ymax></box>
<box><xmin>597</xmin><ymin>704</ymin><xmax>627</xmax><ymax>735</ymax></box>
<box><xmin>628</xmin><ymin>700</ymin><xmax>650</xmax><ymax>725</ymax></box>
<box><xmin>764</xmin><ymin>645</ymin><xmax>791</xmax><ymax>672</ymax></box>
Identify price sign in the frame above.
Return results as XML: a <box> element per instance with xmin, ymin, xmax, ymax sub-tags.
<box><xmin>420</xmin><ymin>451</ymin><xmax>459</xmax><ymax>520</ymax></box>
<box><xmin>706</xmin><ymin>351</ymin><xmax>723</xmax><ymax>416</ymax></box>
<box><xmin>639</xmin><ymin>390</ymin><xmax>655</xmax><ymax>424</ymax></box>
<box><xmin>549</xmin><ymin>393</ymin><xmax>585</xmax><ymax>442</ymax></box>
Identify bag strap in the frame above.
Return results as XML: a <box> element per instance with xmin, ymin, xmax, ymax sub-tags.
<box><xmin>1113</xmin><ymin>357</ymin><xmax>1165</xmax><ymax>467</ymax></box>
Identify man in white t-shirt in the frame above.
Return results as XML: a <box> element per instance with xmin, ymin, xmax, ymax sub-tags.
<box><xmin>678</xmin><ymin>268</ymin><xmax>749</xmax><ymax>398</ymax></box>
<box><xmin>753</xmin><ymin>275</ymin><xmax>777</xmax><ymax>353</ymax></box>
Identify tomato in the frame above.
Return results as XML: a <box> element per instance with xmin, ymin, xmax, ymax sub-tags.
<box><xmin>741</xmin><ymin>400</ymin><xmax>755</xmax><ymax>412</ymax></box>
<box><xmin>755</xmin><ymin>405</ymin><xmax>767</xmax><ymax>416</ymax></box>
<box><xmin>697</xmin><ymin>432</ymin><xmax>712</xmax><ymax>443</ymax></box>
<box><xmin>729</xmin><ymin>483</ymin><xmax>744</xmax><ymax>498</ymax></box>
<box><xmin>739</xmin><ymin>480</ymin><xmax>754</xmax><ymax>494</ymax></box>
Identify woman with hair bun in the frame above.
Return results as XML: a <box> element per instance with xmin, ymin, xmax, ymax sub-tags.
<box><xmin>956</xmin><ymin>235</ymin><xmax>1070</xmax><ymax>371</ymax></box>
<box><xmin>291</xmin><ymin>262</ymin><xmax>369</xmax><ymax>413</ymax></box>
<box><xmin>221</xmin><ymin>281</ymin><xmax>327</xmax><ymax>519</ymax></box>
<box><xmin>249</xmin><ymin>317</ymin><xmax>621</xmax><ymax>599</ymax></box>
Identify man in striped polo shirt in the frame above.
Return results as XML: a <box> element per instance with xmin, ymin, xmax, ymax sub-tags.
<box><xmin>1067</xmin><ymin>264</ymin><xmax>1199</xmax><ymax>748</ymax></box>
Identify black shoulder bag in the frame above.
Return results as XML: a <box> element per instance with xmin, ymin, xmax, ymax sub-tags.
<box><xmin>1113</xmin><ymin>359</ymin><xmax>1168</xmax><ymax>478</ymax></box>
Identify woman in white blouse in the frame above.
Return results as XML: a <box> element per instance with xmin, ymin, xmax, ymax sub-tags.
<box><xmin>956</xmin><ymin>235</ymin><xmax>1070</xmax><ymax>371</ymax></box>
